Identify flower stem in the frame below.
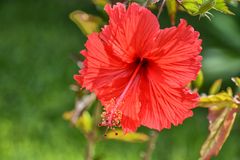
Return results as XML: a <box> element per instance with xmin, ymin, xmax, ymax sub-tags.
<box><xmin>142</xmin><ymin>131</ymin><xmax>159</xmax><ymax>160</ymax></box>
<box><xmin>85</xmin><ymin>135</ymin><xmax>95</xmax><ymax>160</ymax></box>
<box><xmin>85</xmin><ymin>103</ymin><xmax>101</xmax><ymax>160</ymax></box>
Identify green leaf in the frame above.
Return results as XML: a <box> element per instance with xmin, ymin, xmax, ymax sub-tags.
<box><xmin>69</xmin><ymin>10</ymin><xmax>102</xmax><ymax>35</ymax></box>
<box><xmin>76</xmin><ymin>111</ymin><xmax>93</xmax><ymax>134</ymax></box>
<box><xmin>63</xmin><ymin>110</ymin><xmax>93</xmax><ymax>134</ymax></box>
<box><xmin>198</xmin><ymin>0</ymin><xmax>216</xmax><ymax>14</ymax></box>
<box><xmin>105</xmin><ymin>130</ymin><xmax>149</xmax><ymax>143</ymax></box>
<box><xmin>166</xmin><ymin>0</ymin><xmax>177</xmax><ymax>25</ymax></box>
<box><xmin>209</xmin><ymin>79</ymin><xmax>222</xmax><ymax>95</ymax></box>
<box><xmin>214</xmin><ymin>0</ymin><xmax>235</xmax><ymax>15</ymax></box>
<box><xmin>193</xmin><ymin>70</ymin><xmax>204</xmax><ymax>89</ymax></box>
<box><xmin>232</xmin><ymin>77</ymin><xmax>240</xmax><ymax>87</ymax></box>
<box><xmin>180</xmin><ymin>0</ymin><xmax>235</xmax><ymax>19</ymax></box>
<box><xmin>200</xmin><ymin>107</ymin><xmax>237</xmax><ymax>160</ymax></box>
<box><xmin>180</xmin><ymin>0</ymin><xmax>203</xmax><ymax>15</ymax></box>
<box><xmin>92</xmin><ymin>0</ymin><xmax>107</xmax><ymax>6</ymax></box>
<box><xmin>199</xmin><ymin>92</ymin><xmax>238</xmax><ymax>109</ymax></box>
<box><xmin>92</xmin><ymin>0</ymin><xmax>107</xmax><ymax>11</ymax></box>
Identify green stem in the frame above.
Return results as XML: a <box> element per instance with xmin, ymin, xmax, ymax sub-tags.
<box><xmin>85</xmin><ymin>134</ymin><xmax>95</xmax><ymax>160</ymax></box>
<box><xmin>142</xmin><ymin>131</ymin><xmax>159</xmax><ymax>160</ymax></box>
<box><xmin>85</xmin><ymin>102</ymin><xmax>101</xmax><ymax>160</ymax></box>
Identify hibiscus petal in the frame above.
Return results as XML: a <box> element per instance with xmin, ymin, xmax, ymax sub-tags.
<box><xmin>74</xmin><ymin>33</ymin><xmax>131</xmax><ymax>95</ymax></box>
<box><xmin>139</xmin><ymin>74</ymin><xmax>199</xmax><ymax>131</ymax></box>
<box><xmin>146</xmin><ymin>19</ymin><xmax>202</xmax><ymax>88</ymax></box>
<box><xmin>75</xmin><ymin>32</ymin><xmax>142</xmax><ymax>131</ymax></box>
<box><xmin>75</xmin><ymin>3</ymin><xmax>202</xmax><ymax>133</ymax></box>
<box><xmin>118</xmin><ymin>73</ymin><xmax>142</xmax><ymax>132</ymax></box>
<box><xmin>100</xmin><ymin>3</ymin><xmax>160</xmax><ymax>63</ymax></box>
<box><xmin>121</xmin><ymin>115</ymin><xmax>140</xmax><ymax>133</ymax></box>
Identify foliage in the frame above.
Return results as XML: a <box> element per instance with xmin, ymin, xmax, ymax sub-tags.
<box><xmin>199</xmin><ymin>78</ymin><xmax>240</xmax><ymax>160</ymax></box>
<box><xmin>63</xmin><ymin>1</ymin><xmax>240</xmax><ymax>160</ymax></box>
<box><xmin>1</xmin><ymin>0</ymin><xmax>239</xmax><ymax>160</ymax></box>
<box><xmin>200</xmin><ymin>107</ymin><xmax>237</xmax><ymax>160</ymax></box>
<box><xmin>105</xmin><ymin>130</ymin><xmax>149</xmax><ymax>142</ymax></box>
<box><xmin>69</xmin><ymin>10</ymin><xmax>102</xmax><ymax>35</ymax></box>
<box><xmin>150</xmin><ymin>0</ymin><xmax>236</xmax><ymax>24</ymax></box>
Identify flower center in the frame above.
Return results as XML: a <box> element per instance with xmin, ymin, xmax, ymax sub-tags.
<box><xmin>100</xmin><ymin>57</ymin><xmax>147</xmax><ymax>129</ymax></box>
<box><xmin>135</xmin><ymin>57</ymin><xmax>148</xmax><ymax>67</ymax></box>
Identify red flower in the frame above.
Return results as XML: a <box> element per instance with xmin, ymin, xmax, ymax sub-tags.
<box><xmin>74</xmin><ymin>3</ymin><xmax>202</xmax><ymax>133</ymax></box>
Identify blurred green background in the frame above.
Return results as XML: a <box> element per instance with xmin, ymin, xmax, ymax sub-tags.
<box><xmin>0</xmin><ymin>0</ymin><xmax>240</xmax><ymax>160</ymax></box>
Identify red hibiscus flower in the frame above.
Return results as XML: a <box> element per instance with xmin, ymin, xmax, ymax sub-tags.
<box><xmin>74</xmin><ymin>3</ymin><xmax>202</xmax><ymax>133</ymax></box>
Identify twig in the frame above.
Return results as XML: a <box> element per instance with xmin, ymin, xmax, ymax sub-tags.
<box><xmin>85</xmin><ymin>102</ymin><xmax>101</xmax><ymax>160</ymax></box>
<box><xmin>142</xmin><ymin>131</ymin><xmax>159</xmax><ymax>160</ymax></box>
<box><xmin>157</xmin><ymin>0</ymin><xmax>166</xmax><ymax>18</ymax></box>
<box><xmin>71</xmin><ymin>93</ymin><xmax>96</xmax><ymax>124</ymax></box>
<box><xmin>85</xmin><ymin>135</ymin><xmax>95</xmax><ymax>160</ymax></box>
<box><xmin>93</xmin><ymin>102</ymin><xmax>102</xmax><ymax>136</ymax></box>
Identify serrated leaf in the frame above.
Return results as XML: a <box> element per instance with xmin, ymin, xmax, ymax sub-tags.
<box><xmin>166</xmin><ymin>0</ymin><xmax>177</xmax><ymax>25</ymax></box>
<box><xmin>232</xmin><ymin>77</ymin><xmax>240</xmax><ymax>87</ymax></box>
<box><xmin>180</xmin><ymin>0</ymin><xmax>235</xmax><ymax>19</ymax></box>
<box><xmin>193</xmin><ymin>70</ymin><xmax>204</xmax><ymax>89</ymax></box>
<box><xmin>198</xmin><ymin>0</ymin><xmax>216</xmax><ymax>13</ymax></box>
<box><xmin>200</xmin><ymin>107</ymin><xmax>237</xmax><ymax>160</ymax></box>
<box><xmin>69</xmin><ymin>10</ymin><xmax>102</xmax><ymax>35</ymax></box>
<box><xmin>214</xmin><ymin>0</ymin><xmax>235</xmax><ymax>15</ymax></box>
<box><xmin>199</xmin><ymin>92</ymin><xmax>238</xmax><ymax>109</ymax></box>
<box><xmin>209</xmin><ymin>79</ymin><xmax>222</xmax><ymax>95</ymax></box>
<box><xmin>105</xmin><ymin>129</ymin><xmax>149</xmax><ymax>143</ymax></box>
<box><xmin>180</xmin><ymin>0</ymin><xmax>203</xmax><ymax>14</ymax></box>
<box><xmin>76</xmin><ymin>111</ymin><xmax>93</xmax><ymax>134</ymax></box>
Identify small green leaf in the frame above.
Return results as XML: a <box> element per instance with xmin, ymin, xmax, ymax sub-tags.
<box><xmin>69</xmin><ymin>10</ymin><xmax>102</xmax><ymax>35</ymax></box>
<box><xmin>200</xmin><ymin>107</ymin><xmax>237</xmax><ymax>160</ymax></box>
<box><xmin>232</xmin><ymin>77</ymin><xmax>240</xmax><ymax>87</ymax></box>
<box><xmin>193</xmin><ymin>70</ymin><xmax>204</xmax><ymax>89</ymax></box>
<box><xmin>92</xmin><ymin>0</ymin><xmax>107</xmax><ymax>11</ymax></box>
<box><xmin>105</xmin><ymin>130</ymin><xmax>149</xmax><ymax>143</ymax></box>
<box><xmin>76</xmin><ymin>111</ymin><xmax>93</xmax><ymax>134</ymax></box>
<box><xmin>199</xmin><ymin>92</ymin><xmax>238</xmax><ymax>109</ymax></box>
<box><xmin>209</xmin><ymin>79</ymin><xmax>222</xmax><ymax>95</ymax></box>
<box><xmin>214</xmin><ymin>0</ymin><xmax>235</xmax><ymax>15</ymax></box>
<box><xmin>180</xmin><ymin>0</ymin><xmax>202</xmax><ymax>15</ymax></box>
<box><xmin>92</xmin><ymin>0</ymin><xmax>107</xmax><ymax>6</ymax></box>
<box><xmin>63</xmin><ymin>110</ymin><xmax>93</xmax><ymax>134</ymax></box>
<box><xmin>194</xmin><ymin>0</ymin><xmax>216</xmax><ymax>20</ymax></box>
<box><xmin>198</xmin><ymin>0</ymin><xmax>216</xmax><ymax>14</ymax></box>
<box><xmin>180</xmin><ymin>0</ymin><xmax>235</xmax><ymax>19</ymax></box>
<box><xmin>166</xmin><ymin>0</ymin><xmax>177</xmax><ymax>25</ymax></box>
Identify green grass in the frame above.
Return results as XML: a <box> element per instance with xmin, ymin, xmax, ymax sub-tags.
<box><xmin>0</xmin><ymin>0</ymin><xmax>240</xmax><ymax>160</ymax></box>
